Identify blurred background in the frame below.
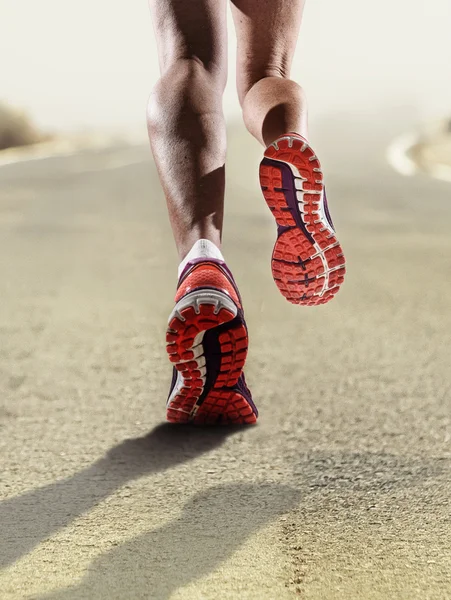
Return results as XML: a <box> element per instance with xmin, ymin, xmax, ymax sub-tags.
<box><xmin>2</xmin><ymin>0</ymin><xmax>451</xmax><ymax>132</ymax></box>
<box><xmin>1</xmin><ymin>2</ymin><xmax>451</xmax><ymax>599</ymax></box>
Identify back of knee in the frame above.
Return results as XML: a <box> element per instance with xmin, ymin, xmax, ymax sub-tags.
<box><xmin>238</xmin><ymin>73</ymin><xmax>305</xmax><ymax>112</ymax></box>
<box><xmin>237</xmin><ymin>63</ymin><xmax>293</xmax><ymax>107</ymax></box>
<box><xmin>148</xmin><ymin>58</ymin><xmax>225</xmax><ymax>128</ymax></box>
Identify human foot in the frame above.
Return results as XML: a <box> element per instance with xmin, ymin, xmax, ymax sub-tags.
<box><xmin>166</xmin><ymin>258</ymin><xmax>257</xmax><ymax>425</ymax></box>
<box><xmin>259</xmin><ymin>133</ymin><xmax>346</xmax><ymax>306</ymax></box>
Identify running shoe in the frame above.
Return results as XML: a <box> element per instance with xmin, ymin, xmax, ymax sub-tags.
<box><xmin>166</xmin><ymin>258</ymin><xmax>257</xmax><ymax>425</ymax></box>
<box><xmin>259</xmin><ymin>133</ymin><xmax>346</xmax><ymax>306</ymax></box>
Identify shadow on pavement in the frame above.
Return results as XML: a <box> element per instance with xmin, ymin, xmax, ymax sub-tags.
<box><xmin>2</xmin><ymin>423</ymin><xmax>449</xmax><ymax>599</ymax></box>
<box><xmin>0</xmin><ymin>423</ymin><xmax>243</xmax><ymax>570</ymax></box>
<box><xmin>34</xmin><ymin>450</ymin><xmax>450</xmax><ymax>600</ymax></box>
<box><xmin>38</xmin><ymin>482</ymin><xmax>298</xmax><ymax>600</ymax></box>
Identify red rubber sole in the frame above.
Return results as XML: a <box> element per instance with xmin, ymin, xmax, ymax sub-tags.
<box><xmin>260</xmin><ymin>134</ymin><xmax>346</xmax><ymax>306</ymax></box>
<box><xmin>166</xmin><ymin>299</ymin><xmax>256</xmax><ymax>425</ymax></box>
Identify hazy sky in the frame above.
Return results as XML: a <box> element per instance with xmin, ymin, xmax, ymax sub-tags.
<box><xmin>2</xmin><ymin>0</ymin><xmax>451</xmax><ymax>132</ymax></box>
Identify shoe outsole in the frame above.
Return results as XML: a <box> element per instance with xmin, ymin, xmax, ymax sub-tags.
<box><xmin>166</xmin><ymin>290</ymin><xmax>257</xmax><ymax>425</ymax></box>
<box><xmin>260</xmin><ymin>134</ymin><xmax>346</xmax><ymax>306</ymax></box>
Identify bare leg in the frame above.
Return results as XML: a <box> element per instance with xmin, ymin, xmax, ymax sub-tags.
<box><xmin>147</xmin><ymin>0</ymin><xmax>227</xmax><ymax>259</ymax></box>
<box><xmin>230</xmin><ymin>0</ymin><xmax>307</xmax><ymax>147</ymax></box>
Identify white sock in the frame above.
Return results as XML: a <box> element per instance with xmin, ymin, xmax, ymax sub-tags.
<box><xmin>178</xmin><ymin>239</ymin><xmax>224</xmax><ymax>279</ymax></box>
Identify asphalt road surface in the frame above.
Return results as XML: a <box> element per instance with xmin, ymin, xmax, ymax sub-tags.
<box><xmin>1</xmin><ymin>113</ymin><xmax>450</xmax><ymax>599</ymax></box>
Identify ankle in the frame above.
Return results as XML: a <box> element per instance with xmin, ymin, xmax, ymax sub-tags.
<box><xmin>178</xmin><ymin>239</ymin><xmax>225</xmax><ymax>279</ymax></box>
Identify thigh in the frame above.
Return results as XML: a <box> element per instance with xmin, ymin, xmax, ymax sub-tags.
<box><xmin>230</xmin><ymin>0</ymin><xmax>305</xmax><ymax>98</ymax></box>
<box><xmin>150</xmin><ymin>0</ymin><xmax>228</xmax><ymax>77</ymax></box>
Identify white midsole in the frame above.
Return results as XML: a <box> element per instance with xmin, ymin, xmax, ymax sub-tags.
<box><xmin>168</xmin><ymin>289</ymin><xmax>237</xmax><ymax>324</ymax></box>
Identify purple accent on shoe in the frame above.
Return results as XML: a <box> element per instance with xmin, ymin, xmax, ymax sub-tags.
<box><xmin>198</xmin><ymin>307</ymin><xmax>249</xmax><ymax>407</ymax></box>
<box><xmin>323</xmin><ymin>187</ymin><xmax>335</xmax><ymax>230</ymax></box>
<box><xmin>277</xmin><ymin>224</ymin><xmax>292</xmax><ymax>237</ymax></box>
<box><xmin>261</xmin><ymin>157</ymin><xmax>315</xmax><ymax>245</ymax></box>
<box><xmin>199</xmin><ymin>315</ymin><xmax>226</xmax><ymax>403</ymax></box>
<box><xmin>235</xmin><ymin>372</ymin><xmax>258</xmax><ymax>417</ymax></box>
<box><xmin>200</xmin><ymin>307</ymin><xmax>257</xmax><ymax>416</ymax></box>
